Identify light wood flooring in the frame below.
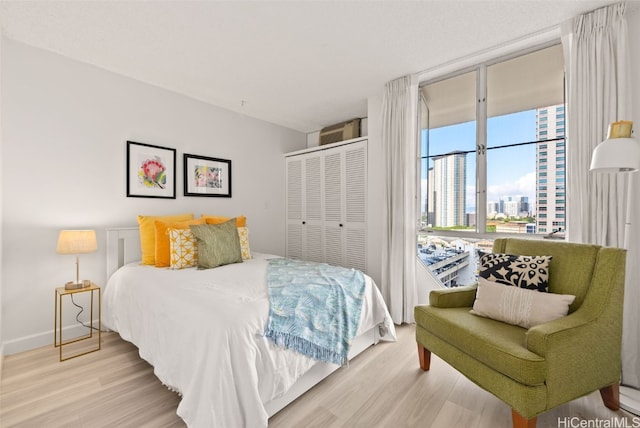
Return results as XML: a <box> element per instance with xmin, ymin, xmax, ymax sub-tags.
<box><xmin>0</xmin><ymin>324</ymin><xmax>634</xmax><ymax>427</ymax></box>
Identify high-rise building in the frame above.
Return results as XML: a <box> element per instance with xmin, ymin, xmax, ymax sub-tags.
<box><xmin>487</xmin><ymin>201</ymin><xmax>500</xmax><ymax>217</ymax></box>
<box><xmin>432</xmin><ymin>152</ymin><xmax>466</xmax><ymax>227</ymax></box>
<box><xmin>426</xmin><ymin>167</ymin><xmax>435</xmax><ymax>226</ymax></box>
<box><xmin>504</xmin><ymin>196</ymin><xmax>530</xmax><ymax>217</ymax></box>
<box><xmin>487</xmin><ymin>196</ymin><xmax>529</xmax><ymax>218</ymax></box>
<box><xmin>536</xmin><ymin>105</ymin><xmax>566</xmax><ymax>234</ymax></box>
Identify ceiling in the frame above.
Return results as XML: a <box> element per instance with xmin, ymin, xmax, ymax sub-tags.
<box><xmin>0</xmin><ymin>0</ymin><xmax>624</xmax><ymax>133</ymax></box>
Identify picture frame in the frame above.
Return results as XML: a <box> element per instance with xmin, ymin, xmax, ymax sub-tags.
<box><xmin>183</xmin><ymin>154</ymin><xmax>232</xmax><ymax>197</ymax></box>
<box><xmin>126</xmin><ymin>141</ymin><xmax>176</xmax><ymax>199</ymax></box>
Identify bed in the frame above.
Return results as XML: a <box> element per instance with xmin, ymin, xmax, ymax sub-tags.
<box><xmin>103</xmin><ymin>226</ymin><xmax>396</xmax><ymax>428</ymax></box>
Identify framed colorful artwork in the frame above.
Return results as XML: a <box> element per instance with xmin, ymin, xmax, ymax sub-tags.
<box><xmin>183</xmin><ymin>154</ymin><xmax>232</xmax><ymax>197</ymax></box>
<box><xmin>126</xmin><ymin>141</ymin><xmax>176</xmax><ymax>199</ymax></box>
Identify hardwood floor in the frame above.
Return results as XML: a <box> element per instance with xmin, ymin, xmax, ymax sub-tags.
<box><xmin>0</xmin><ymin>325</ymin><xmax>634</xmax><ymax>427</ymax></box>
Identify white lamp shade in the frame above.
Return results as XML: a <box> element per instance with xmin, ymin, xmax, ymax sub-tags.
<box><xmin>590</xmin><ymin>137</ymin><xmax>640</xmax><ymax>173</ymax></box>
<box><xmin>56</xmin><ymin>230</ymin><xmax>98</xmax><ymax>254</ymax></box>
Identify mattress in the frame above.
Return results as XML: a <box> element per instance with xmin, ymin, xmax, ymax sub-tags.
<box><xmin>103</xmin><ymin>253</ymin><xmax>396</xmax><ymax>427</ymax></box>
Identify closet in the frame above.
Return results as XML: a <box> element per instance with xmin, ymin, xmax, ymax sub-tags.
<box><xmin>285</xmin><ymin>138</ymin><xmax>367</xmax><ymax>273</ymax></box>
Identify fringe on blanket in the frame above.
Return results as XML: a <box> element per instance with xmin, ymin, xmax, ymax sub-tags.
<box><xmin>264</xmin><ymin>329</ymin><xmax>348</xmax><ymax>366</ymax></box>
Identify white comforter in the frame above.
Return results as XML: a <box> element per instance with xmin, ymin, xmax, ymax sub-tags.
<box><xmin>103</xmin><ymin>253</ymin><xmax>395</xmax><ymax>428</ymax></box>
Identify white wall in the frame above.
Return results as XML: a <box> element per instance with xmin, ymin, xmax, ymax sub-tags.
<box><xmin>1</xmin><ymin>39</ymin><xmax>306</xmax><ymax>354</ymax></box>
<box><xmin>0</xmin><ymin>33</ymin><xmax>4</xmax><ymax>370</ymax></box>
<box><xmin>622</xmin><ymin>3</ymin><xmax>640</xmax><ymax>390</ymax></box>
<box><xmin>629</xmin><ymin>0</ymin><xmax>640</xmax><ymax>150</ymax></box>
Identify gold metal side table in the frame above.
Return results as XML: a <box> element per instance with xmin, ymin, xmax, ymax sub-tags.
<box><xmin>54</xmin><ymin>283</ymin><xmax>101</xmax><ymax>361</ymax></box>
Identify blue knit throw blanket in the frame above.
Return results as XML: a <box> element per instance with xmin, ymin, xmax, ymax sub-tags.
<box><xmin>264</xmin><ymin>258</ymin><xmax>366</xmax><ymax>366</ymax></box>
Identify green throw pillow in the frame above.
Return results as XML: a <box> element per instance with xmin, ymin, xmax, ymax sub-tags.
<box><xmin>190</xmin><ymin>219</ymin><xmax>243</xmax><ymax>269</ymax></box>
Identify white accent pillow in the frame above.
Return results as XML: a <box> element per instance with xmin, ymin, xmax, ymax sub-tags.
<box><xmin>470</xmin><ymin>277</ymin><xmax>576</xmax><ymax>329</ymax></box>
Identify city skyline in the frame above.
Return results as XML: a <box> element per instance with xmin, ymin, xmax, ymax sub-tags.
<box><xmin>422</xmin><ymin>109</ymin><xmax>539</xmax><ymax>216</ymax></box>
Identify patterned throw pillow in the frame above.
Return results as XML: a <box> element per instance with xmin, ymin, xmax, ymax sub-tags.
<box><xmin>190</xmin><ymin>220</ymin><xmax>243</xmax><ymax>269</ymax></box>
<box><xmin>168</xmin><ymin>228</ymin><xmax>198</xmax><ymax>269</ymax></box>
<box><xmin>237</xmin><ymin>227</ymin><xmax>252</xmax><ymax>260</ymax></box>
<box><xmin>479</xmin><ymin>253</ymin><xmax>552</xmax><ymax>292</ymax></box>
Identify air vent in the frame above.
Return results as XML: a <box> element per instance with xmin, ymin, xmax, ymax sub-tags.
<box><xmin>319</xmin><ymin>119</ymin><xmax>361</xmax><ymax>146</ymax></box>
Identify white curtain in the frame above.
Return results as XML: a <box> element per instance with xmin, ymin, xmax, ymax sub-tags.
<box><xmin>562</xmin><ymin>2</ymin><xmax>640</xmax><ymax>390</ymax></box>
<box><xmin>381</xmin><ymin>75</ymin><xmax>419</xmax><ymax>324</ymax></box>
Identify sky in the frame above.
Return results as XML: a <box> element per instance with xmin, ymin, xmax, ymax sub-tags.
<box><xmin>422</xmin><ymin>110</ymin><xmax>537</xmax><ymax>213</ymax></box>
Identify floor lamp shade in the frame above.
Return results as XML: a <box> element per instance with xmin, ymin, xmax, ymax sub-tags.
<box><xmin>590</xmin><ymin>121</ymin><xmax>640</xmax><ymax>173</ymax></box>
<box><xmin>56</xmin><ymin>230</ymin><xmax>98</xmax><ymax>289</ymax></box>
<box><xmin>590</xmin><ymin>137</ymin><xmax>640</xmax><ymax>173</ymax></box>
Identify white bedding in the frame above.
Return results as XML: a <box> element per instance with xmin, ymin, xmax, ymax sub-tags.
<box><xmin>103</xmin><ymin>253</ymin><xmax>396</xmax><ymax>428</ymax></box>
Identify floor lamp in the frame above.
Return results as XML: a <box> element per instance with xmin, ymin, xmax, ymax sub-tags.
<box><xmin>590</xmin><ymin>120</ymin><xmax>640</xmax><ymax>415</ymax></box>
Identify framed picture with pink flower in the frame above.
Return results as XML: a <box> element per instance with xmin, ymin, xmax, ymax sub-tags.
<box><xmin>183</xmin><ymin>154</ymin><xmax>231</xmax><ymax>197</ymax></box>
<box><xmin>126</xmin><ymin>141</ymin><xmax>176</xmax><ymax>199</ymax></box>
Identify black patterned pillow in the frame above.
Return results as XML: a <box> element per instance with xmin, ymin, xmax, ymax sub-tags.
<box><xmin>479</xmin><ymin>253</ymin><xmax>552</xmax><ymax>292</ymax></box>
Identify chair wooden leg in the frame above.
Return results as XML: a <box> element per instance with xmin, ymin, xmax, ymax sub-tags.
<box><xmin>512</xmin><ymin>409</ymin><xmax>536</xmax><ymax>428</ymax></box>
<box><xmin>417</xmin><ymin>343</ymin><xmax>431</xmax><ymax>371</ymax></box>
<box><xmin>600</xmin><ymin>383</ymin><xmax>620</xmax><ymax>410</ymax></box>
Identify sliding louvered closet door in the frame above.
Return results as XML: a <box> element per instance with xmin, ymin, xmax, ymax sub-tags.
<box><xmin>285</xmin><ymin>139</ymin><xmax>367</xmax><ymax>273</ymax></box>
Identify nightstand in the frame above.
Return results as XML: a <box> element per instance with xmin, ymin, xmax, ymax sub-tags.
<box><xmin>54</xmin><ymin>283</ymin><xmax>101</xmax><ymax>361</ymax></box>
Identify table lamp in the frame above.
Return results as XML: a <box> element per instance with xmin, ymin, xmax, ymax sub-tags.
<box><xmin>56</xmin><ymin>229</ymin><xmax>98</xmax><ymax>290</ymax></box>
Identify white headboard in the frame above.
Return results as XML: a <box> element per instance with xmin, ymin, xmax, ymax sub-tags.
<box><xmin>106</xmin><ymin>227</ymin><xmax>141</xmax><ymax>279</ymax></box>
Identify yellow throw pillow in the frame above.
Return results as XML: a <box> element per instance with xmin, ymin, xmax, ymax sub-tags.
<box><xmin>137</xmin><ymin>213</ymin><xmax>194</xmax><ymax>265</ymax></box>
<box><xmin>155</xmin><ymin>218</ymin><xmax>206</xmax><ymax>267</ymax></box>
<box><xmin>169</xmin><ymin>228</ymin><xmax>199</xmax><ymax>269</ymax></box>
<box><xmin>237</xmin><ymin>227</ymin><xmax>252</xmax><ymax>260</ymax></box>
<box><xmin>202</xmin><ymin>215</ymin><xmax>247</xmax><ymax>227</ymax></box>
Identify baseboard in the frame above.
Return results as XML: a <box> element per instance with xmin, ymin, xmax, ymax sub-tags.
<box><xmin>3</xmin><ymin>321</ymin><xmax>100</xmax><ymax>355</ymax></box>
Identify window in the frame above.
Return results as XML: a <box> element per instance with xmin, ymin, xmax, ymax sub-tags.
<box><xmin>418</xmin><ymin>43</ymin><xmax>565</xmax><ymax>287</ymax></box>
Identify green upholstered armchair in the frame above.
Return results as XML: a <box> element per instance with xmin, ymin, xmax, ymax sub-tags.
<box><xmin>415</xmin><ymin>238</ymin><xmax>626</xmax><ymax>428</ymax></box>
